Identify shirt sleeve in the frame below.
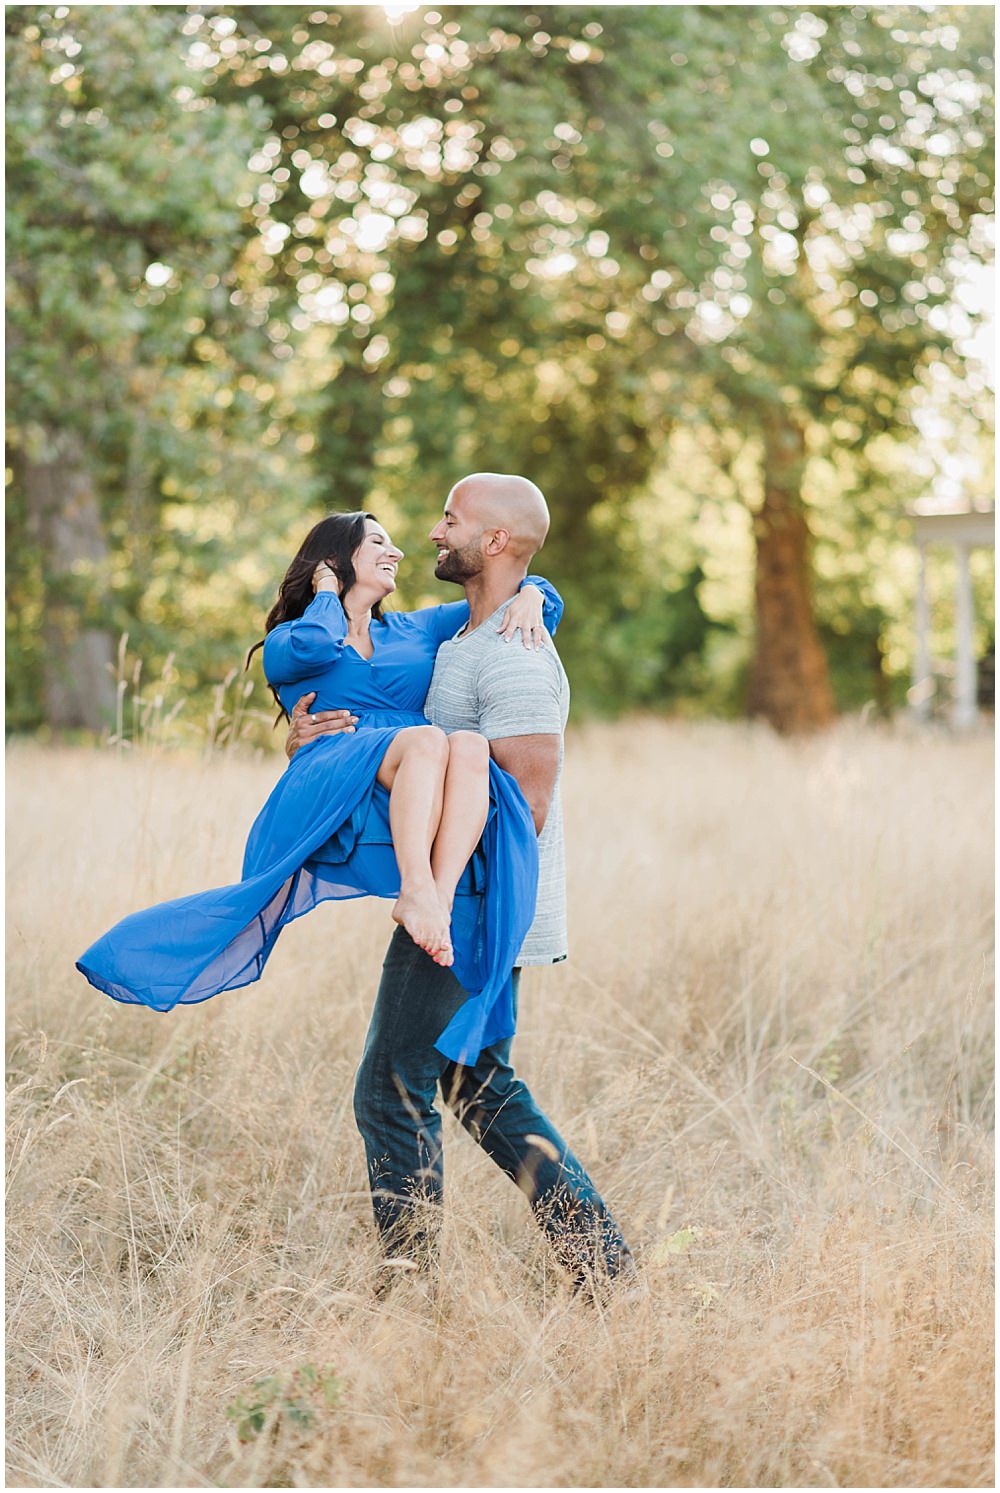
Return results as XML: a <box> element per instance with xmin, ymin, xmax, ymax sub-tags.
<box><xmin>261</xmin><ymin>592</ymin><xmax>349</xmax><ymax>685</ymax></box>
<box><xmin>477</xmin><ymin>647</ymin><xmax>565</xmax><ymax>741</ymax></box>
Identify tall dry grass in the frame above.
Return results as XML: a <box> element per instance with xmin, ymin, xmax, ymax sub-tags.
<box><xmin>6</xmin><ymin>719</ymin><xmax>994</xmax><ymax>1488</ymax></box>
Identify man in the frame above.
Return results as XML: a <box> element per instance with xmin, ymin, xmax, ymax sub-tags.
<box><xmin>285</xmin><ymin>473</ymin><xmax>634</xmax><ymax>1293</ymax></box>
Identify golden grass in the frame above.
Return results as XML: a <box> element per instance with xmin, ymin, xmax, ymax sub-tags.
<box><xmin>6</xmin><ymin>720</ymin><xmax>994</xmax><ymax>1488</ymax></box>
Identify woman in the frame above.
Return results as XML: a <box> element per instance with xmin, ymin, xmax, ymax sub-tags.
<box><xmin>76</xmin><ymin>511</ymin><xmax>563</xmax><ymax>1065</ymax></box>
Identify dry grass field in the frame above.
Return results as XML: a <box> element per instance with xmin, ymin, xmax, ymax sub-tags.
<box><xmin>6</xmin><ymin>719</ymin><xmax>994</xmax><ymax>1489</ymax></box>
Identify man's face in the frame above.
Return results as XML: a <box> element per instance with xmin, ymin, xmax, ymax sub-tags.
<box><xmin>429</xmin><ymin>487</ymin><xmax>486</xmax><ymax>583</ymax></box>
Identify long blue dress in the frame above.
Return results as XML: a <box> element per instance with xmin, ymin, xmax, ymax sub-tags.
<box><xmin>75</xmin><ymin>579</ymin><xmax>562</xmax><ymax>1064</ymax></box>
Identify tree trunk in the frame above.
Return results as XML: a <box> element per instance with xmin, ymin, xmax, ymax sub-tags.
<box><xmin>747</xmin><ymin>413</ymin><xmax>835</xmax><ymax>733</ymax></box>
<box><xmin>24</xmin><ymin>426</ymin><xmax>117</xmax><ymax>731</ymax></box>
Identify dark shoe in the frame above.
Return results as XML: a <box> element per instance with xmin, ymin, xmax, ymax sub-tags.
<box><xmin>572</xmin><ymin>1249</ymin><xmax>648</xmax><ymax>1306</ymax></box>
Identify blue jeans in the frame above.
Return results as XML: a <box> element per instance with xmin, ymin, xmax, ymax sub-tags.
<box><xmin>353</xmin><ymin>927</ymin><xmax>633</xmax><ymax>1285</ymax></box>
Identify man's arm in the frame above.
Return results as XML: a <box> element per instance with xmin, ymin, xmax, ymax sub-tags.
<box><xmin>478</xmin><ymin>646</ymin><xmax>565</xmax><ymax>836</ymax></box>
<box><xmin>489</xmin><ymin>734</ymin><xmax>561</xmax><ymax>836</ymax></box>
<box><xmin>284</xmin><ymin>692</ymin><xmax>357</xmax><ymax>759</ymax></box>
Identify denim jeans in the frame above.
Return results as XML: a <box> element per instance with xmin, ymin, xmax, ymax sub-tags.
<box><xmin>353</xmin><ymin>926</ymin><xmax>633</xmax><ymax>1285</ymax></box>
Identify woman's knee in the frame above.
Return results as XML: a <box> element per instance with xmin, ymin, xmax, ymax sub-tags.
<box><xmin>402</xmin><ymin>724</ymin><xmax>449</xmax><ymax>761</ymax></box>
<box><xmin>447</xmin><ymin>729</ymin><xmax>489</xmax><ymax>768</ymax></box>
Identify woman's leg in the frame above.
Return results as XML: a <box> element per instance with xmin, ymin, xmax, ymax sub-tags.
<box><xmin>431</xmin><ymin>731</ymin><xmax>490</xmax><ymax>914</ymax></box>
<box><xmin>377</xmin><ymin>726</ymin><xmax>453</xmax><ymax>963</ymax></box>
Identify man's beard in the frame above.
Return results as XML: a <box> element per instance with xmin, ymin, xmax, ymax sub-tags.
<box><xmin>434</xmin><ymin>541</ymin><xmax>482</xmax><ymax>583</ymax></box>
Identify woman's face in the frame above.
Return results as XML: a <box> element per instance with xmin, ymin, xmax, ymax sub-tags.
<box><xmin>350</xmin><ymin>519</ymin><xmax>404</xmax><ymax>598</ymax></box>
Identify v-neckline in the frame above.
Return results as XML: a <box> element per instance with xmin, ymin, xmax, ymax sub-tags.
<box><xmin>344</xmin><ymin>640</ymin><xmax>374</xmax><ymax>662</ymax></box>
<box><xmin>453</xmin><ymin>600</ymin><xmax>508</xmax><ymax>644</ymax></box>
<box><xmin>344</xmin><ymin>620</ymin><xmax>379</xmax><ymax>662</ymax></box>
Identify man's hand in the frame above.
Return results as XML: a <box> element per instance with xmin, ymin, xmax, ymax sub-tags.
<box><xmin>285</xmin><ymin>692</ymin><xmax>358</xmax><ymax>760</ymax></box>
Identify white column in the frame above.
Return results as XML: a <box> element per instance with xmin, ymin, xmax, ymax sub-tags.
<box><xmin>953</xmin><ymin>542</ymin><xmax>977</xmax><ymax>729</ymax></box>
<box><xmin>910</xmin><ymin>542</ymin><xmax>933</xmax><ymax>720</ymax></box>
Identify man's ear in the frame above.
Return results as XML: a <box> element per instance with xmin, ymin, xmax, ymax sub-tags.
<box><xmin>485</xmin><ymin>528</ymin><xmax>511</xmax><ymax>556</ymax></box>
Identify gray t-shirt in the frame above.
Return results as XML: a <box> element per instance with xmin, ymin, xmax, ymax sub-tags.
<box><xmin>424</xmin><ymin>602</ymin><xmax>570</xmax><ymax>966</ymax></box>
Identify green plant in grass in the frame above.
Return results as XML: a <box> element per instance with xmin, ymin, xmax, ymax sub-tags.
<box><xmin>225</xmin><ymin>1364</ymin><xmax>344</xmax><ymax>1444</ymax></box>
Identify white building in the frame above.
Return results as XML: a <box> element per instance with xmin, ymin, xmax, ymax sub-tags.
<box><xmin>909</xmin><ymin>500</ymin><xmax>995</xmax><ymax>727</ymax></box>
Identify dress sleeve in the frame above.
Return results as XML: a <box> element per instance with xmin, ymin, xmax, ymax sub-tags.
<box><xmin>522</xmin><ymin>574</ymin><xmax>564</xmax><ymax>637</ymax></box>
<box><xmin>405</xmin><ymin>599</ymin><xmax>472</xmax><ymax>648</ymax></box>
<box><xmin>262</xmin><ymin>592</ymin><xmax>349</xmax><ymax>685</ymax></box>
<box><xmin>405</xmin><ymin>575</ymin><xmax>564</xmax><ymax>649</ymax></box>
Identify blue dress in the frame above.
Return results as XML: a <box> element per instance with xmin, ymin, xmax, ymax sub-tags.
<box><xmin>75</xmin><ymin>578</ymin><xmax>563</xmax><ymax>1065</ymax></box>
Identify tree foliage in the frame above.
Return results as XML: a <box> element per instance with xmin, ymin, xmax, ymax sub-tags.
<box><xmin>5</xmin><ymin>5</ymin><xmax>994</xmax><ymax>734</ymax></box>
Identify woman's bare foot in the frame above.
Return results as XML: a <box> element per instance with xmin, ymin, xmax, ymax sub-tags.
<box><xmin>435</xmin><ymin>888</ymin><xmax>455</xmax><ymax>967</ymax></box>
<box><xmin>392</xmin><ymin>887</ymin><xmax>453</xmax><ymax>966</ymax></box>
<box><xmin>435</xmin><ymin>885</ymin><xmax>455</xmax><ymax>919</ymax></box>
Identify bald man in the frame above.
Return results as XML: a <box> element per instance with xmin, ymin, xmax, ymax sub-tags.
<box><xmin>285</xmin><ymin>474</ymin><xmax>635</xmax><ymax>1296</ymax></box>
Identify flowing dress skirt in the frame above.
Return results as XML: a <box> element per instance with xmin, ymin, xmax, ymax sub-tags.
<box><xmin>76</xmin><ymin>718</ymin><xmax>539</xmax><ymax>1065</ymax></box>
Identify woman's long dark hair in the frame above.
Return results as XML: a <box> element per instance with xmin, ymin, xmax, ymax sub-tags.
<box><xmin>246</xmin><ymin>511</ymin><xmax>383</xmax><ymax>722</ymax></box>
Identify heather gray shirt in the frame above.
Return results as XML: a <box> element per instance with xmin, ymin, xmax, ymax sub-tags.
<box><xmin>424</xmin><ymin>602</ymin><xmax>570</xmax><ymax>966</ymax></box>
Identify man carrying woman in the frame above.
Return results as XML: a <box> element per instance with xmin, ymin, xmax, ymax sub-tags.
<box><xmin>286</xmin><ymin>473</ymin><xmax>635</xmax><ymax>1295</ymax></box>
<box><xmin>77</xmin><ymin>471</ymin><xmax>635</xmax><ymax>1296</ymax></box>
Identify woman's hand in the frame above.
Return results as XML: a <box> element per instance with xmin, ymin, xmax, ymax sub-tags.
<box><xmin>497</xmin><ymin>583</ymin><xmax>549</xmax><ymax>650</ymax></box>
<box><xmin>312</xmin><ymin>560</ymin><xmax>340</xmax><ymax>595</ymax></box>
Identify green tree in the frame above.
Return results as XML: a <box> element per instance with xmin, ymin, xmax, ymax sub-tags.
<box><xmin>8</xmin><ymin>6</ymin><xmax>992</xmax><ymax>733</ymax></box>
<box><xmin>657</xmin><ymin>5</ymin><xmax>994</xmax><ymax>729</ymax></box>
<box><xmin>6</xmin><ymin>5</ymin><xmax>268</xmax><ymax>728</ymax></box>
<box><xmin>201</xmin><ymin>4</ymin><xmax>992</xmax><ymax>728</ymax></box>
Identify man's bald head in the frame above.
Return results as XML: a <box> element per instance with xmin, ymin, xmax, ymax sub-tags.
<box><xmin>449</xmin><ymin>472</ymin><xmax>550</xmax><ymax>560</ymax></box>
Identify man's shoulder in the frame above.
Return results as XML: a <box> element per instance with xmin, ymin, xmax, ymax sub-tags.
<box><xmin>474</xmin><ymin>624</ymin><xmax>565</xmax><ymax>671</ymax></box>
<box><xmin>476</xmin><ymin>634</ymin><xmax>567</xmax><ymax>695</ymax></box>
<box><xmin>475</xmin><ymin>630</ymin><xmax>569</xmax><ymax>739</ymax></box>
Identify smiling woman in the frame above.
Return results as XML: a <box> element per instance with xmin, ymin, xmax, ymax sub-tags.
<box><xmin>248</xmin><ymin>513</ymin><xmax>392</xmax><ymax>699</ymax></box>
<box><xmin>342</xmin><ymin>519</ymin><xmax>405</xmax><ymax>614</ymax></box>
<box><xmin>75</xmin><ymin>507</ymin><xmax>564</xmax><ymax>1069</ymax></box>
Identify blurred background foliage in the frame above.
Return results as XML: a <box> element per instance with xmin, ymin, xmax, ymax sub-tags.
<box><xmin>5</xmin><ymin>3</ymin><xmax>994</xmax><ymax>740</ymax></box>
